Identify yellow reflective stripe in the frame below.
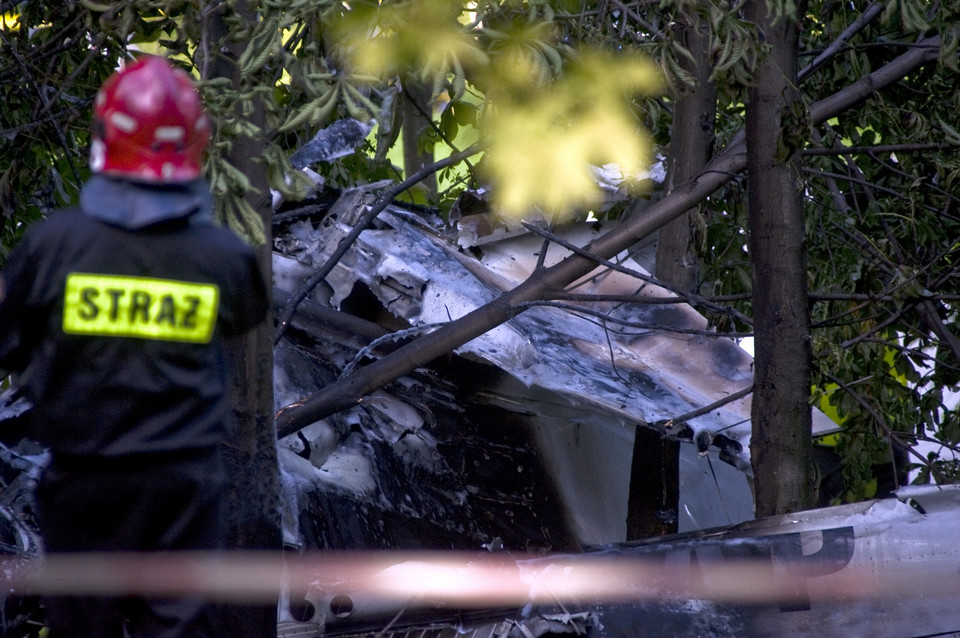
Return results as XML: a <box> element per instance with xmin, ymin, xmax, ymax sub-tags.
<box><xmin>62</xmin><ymin>273</ymin><xmax>219</xmax><ymax>344</ymax></box>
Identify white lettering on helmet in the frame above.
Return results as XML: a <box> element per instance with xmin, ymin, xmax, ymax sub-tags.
<box><xmin>109</xmin><ymin>112</ymin><xmax>137</xmax><ymax>133</ymax></box>
<box><xmin>90</xmin><ymin>139</ymin><xmax>107</xmax><ymax>172</ymax></box>
<box><xmin>154</xmin><ymin>126</ymin><xmax>186</xmax><ymax>143</ymax></box>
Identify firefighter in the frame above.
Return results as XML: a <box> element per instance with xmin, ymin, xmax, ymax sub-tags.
<box><xmin>0</xmin><ymin>55</ymin><xmax>269</xmax><ymax>637</ymax></box>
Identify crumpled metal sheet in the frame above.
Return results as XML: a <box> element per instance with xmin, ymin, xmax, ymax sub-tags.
<box><xmin>319</xmin><ymin>208</ymin><xmax>837</xmax><ymax>473</ymax></box>
<box><xmin>577</xmin><ymin>484</ymin><xmax>960</xmax><ymax>637</ymax></box>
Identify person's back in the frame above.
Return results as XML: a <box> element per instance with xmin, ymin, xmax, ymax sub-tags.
<box><xmin>0</xmin><ymin>55</ymin><xmax>268</xmax><ymax>638</ymax></box>
<box><xmin>5</xmin><ymin>205</ymin><xmax>264</xmax><ymax>458</ymax></box>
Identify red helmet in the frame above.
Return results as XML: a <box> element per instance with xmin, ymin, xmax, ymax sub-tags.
<box><xmin>90</xmin><ymin>55</ymin><xmax>210</xmax><ymax>182</ymax></box>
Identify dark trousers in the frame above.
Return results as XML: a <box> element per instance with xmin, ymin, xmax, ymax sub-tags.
<box><xmin>36</xmin><ymin>449</ymin><xmax>227</xmax><ymax>638</ymax></box>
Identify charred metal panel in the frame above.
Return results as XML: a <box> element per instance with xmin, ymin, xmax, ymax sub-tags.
<box><xmin>277</xmin><ymin>338</ymin><xmax>579</xmax><ymax>556</ymax></box>
<box><xmin>575</xmin><ymin>485</ymin><xmax>960</xmax><ymax>637</ymax></box>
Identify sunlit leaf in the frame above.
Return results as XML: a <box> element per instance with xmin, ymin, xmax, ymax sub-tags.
<box><xmin>481</xmin><ymin>48</ymin><xmax>662</xmax><ymax>218</ymax></box>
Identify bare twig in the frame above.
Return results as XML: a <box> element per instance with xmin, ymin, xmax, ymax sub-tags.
<box><xmin>799</xmin><ymin>3</ymin><xmax>884</xmax><ymax>82</ymax></box>
<box><xmin>0</xmin><ymin>29</ymin><xmax>82</xmax><ymax>186</ymax></box>
<box><xmin>802</xmin><ymin>142</ymin><xmax>960</xmax><ymax>156</ymax></box>
<box><xmin>520</xmin><ymin>222</ymin><xmax>753</xmax><ymax>327</ymax></box>
<box><xmin>515</xmin><ymin>300</ymin><xmax>752</xmax><ymax>339</ymax></box>
<box><xmin>273</xmin><ymin>145</ymin><xmax>481</xmax><ymax>345</ymax></box>
<box><xmin>823</xmin><ymin>371</ymin><xmax>946</xmax><ymax>484</ymax></box>
<box><xmin>662</xmin><ymin>385</ymin><xmax>754</xmax><ymax>429</ymax></box>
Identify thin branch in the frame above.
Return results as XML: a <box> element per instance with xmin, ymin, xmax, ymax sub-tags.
<box><xmin>0</xmin><ymin>29</ymin><xmax>82</xmax><ymax>187</ymax></box>
<box><xmin>803</xmin><ymin>167</ymin><xmax>916</xmax><ymax>203</ymax></box>
<box><xmin>400</xmin><ymin>84</ymin><xmax>473</xmax><ymax>165</ymax></box>
<box><xmin>556</xmin><ymin>291</ymin><xmax>746</xmax><ymax>304</ymax></box>
<box><xmin>811</xmin><ymin>292</ymin><xmax>960</xmax><ymax>302</ymax></box>
<box><xmin>35</xmin><ymin>32</ymin><xmax>110</xmax><ymax>122</ymax></box>
<box><xmin>807</xmin><ymin>128</ymin><xmax>853</xmax><ymax>221</ymax></box>
<box><xmin>661</xmin><ymin>385</ymin><xmax>754</xmax><ymax>429</ymax></box>
<box><xmin>822</xmin><ymin>371</ymin><xmax>946</xmax><ymax>484</ymax></box>
<box><xmin>601</xmin><ymin>315</ymin><xmax>631</xmax><ymax>383</ymax></box>
<box><xmin>516</xmin><ymin>300</ymin><xmax>752</xmax><ymax>339</ymax></box>
<box><xmin>520</xmin><ymin>222</ymin><xmax>754</xmax><ymax>327</ymax></box>
<box><xmin>813</xmin><ymin>268</ymin><xmax>956</xmax><ymax>355</ymax></box>
<box><xmin>605</xmin><ymin>0</ymin><xmax>664</xmax><ymax>39</ymax></box>
<box><xmin>865</xmin><ymin>149</ymin><xmax>960</xmax><ymax>211</ymax></box>
<box><xmin>0</xmin><ymin>102</ymin><xmax>90</xmax><ymax>140</ymax></box>
<box><xmin>811</xmin><ymin>306</ymin><xmax>889</xmax><ymax>333</ymax></box>
<box><xmin>854</xmin><ymin>337</ymin><xmax>960</xmax><ymax>377</ymax></box>
<box><xmin>798</xmin><ymin>2</ymin><xmax>884</xmax><ymax>82</ymax></box>
<box><xmin>273</xmin><ymin>144</ymin><xmax>481</xmax><ymax>345</ymax></box>
<box><xmin>821</xmin><ymin>139</ymin><xmax>960</xmax><ymax>366</ymax></box>
<box><xmin>802</xmin><ymin>141</ymin><xmax>960</xmax><ymax>156</ymax></box>
<box><xmin>0</xmin><ymin>11</ymin><xmax>86</xmax><ymax>84</ymax></box>
<box><xmin>904</xmin><ymin>432</ymin><xmax>960</xmax><ymax>461</ymax></box>
<box><xmin>835</xmin><ymin>309</ymin><xmax>912</xmax><ymax>352</ymax></box>
<box><xmin>535</xmin><ymin>213</ymin><xmax>561</xmax><ymax>271</ymax></box>
<box><xmin>809</xmin><ymin>238</ymin><xmax>960</xmax><ymax>333</ymax></box>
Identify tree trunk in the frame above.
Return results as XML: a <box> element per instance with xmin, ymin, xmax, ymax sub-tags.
<box><xmin>655</xmin><ymin>10</ymin><xmax>717</xmax><ymax>293</ymax></box>
<box><xmin>401</xmin><ymin>79</ymin><xmax>437</xmax><ymax>199</ymax></box>
<box><xmin>628</xmin><ymin>9</ymin><xmax>718</xmax><ymax>539</ymax></box>
<box><xmin>200</xmin><ymin>3</ymin><xmax>281</xmax><ymax>636</ymax></box>
<box><xmin>745</xmin><ymin>1</ymin><xmax>815</xmax><ymax>516</ymax></box>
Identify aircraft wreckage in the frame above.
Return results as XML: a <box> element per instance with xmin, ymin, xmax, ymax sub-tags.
<box><xmin>0</xmin><ymin>178</ymin><xmax>956</xmax><ymax>637</ymax></box>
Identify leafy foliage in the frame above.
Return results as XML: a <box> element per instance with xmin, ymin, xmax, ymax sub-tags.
<box><xmin>0</xmin><ymin>2</ymin><xmax>127</xmax><ymax>256</ymax></box>
<box><xmin>696</xmin><ymin>0</ymin><xmax>960</xmax><ymax>497</ymax></box>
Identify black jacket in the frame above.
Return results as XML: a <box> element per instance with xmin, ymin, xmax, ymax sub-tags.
<box><xmin>0</xmin><ymin>185</ymin><xmax>268</xmax><ymax>458</ymax></box>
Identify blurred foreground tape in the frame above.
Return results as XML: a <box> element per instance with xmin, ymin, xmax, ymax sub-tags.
<box><xmin>3</xmin><ymin>545</ymin><xmax>960</xmax><ymax>606</ymax></box>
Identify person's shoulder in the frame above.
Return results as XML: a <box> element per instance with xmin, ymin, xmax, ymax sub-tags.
<box><xmin>42</xmin><ymin>207</ymin><xmax>86</xmax><ymax>223</ymax></box>
<box><xmin>190</xmin><ymin>221</ymin><xmax>249</xmax><ymax>242</ymax></box>
<box><xmin>190</xmin><ymin>223</ymin><xmax>258</xmax><ymax>257</ymax></box>
<box><xmin>18</xmin><ymin>208</ymin><xmax>90</xmax><ymax>243</ymax></box>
